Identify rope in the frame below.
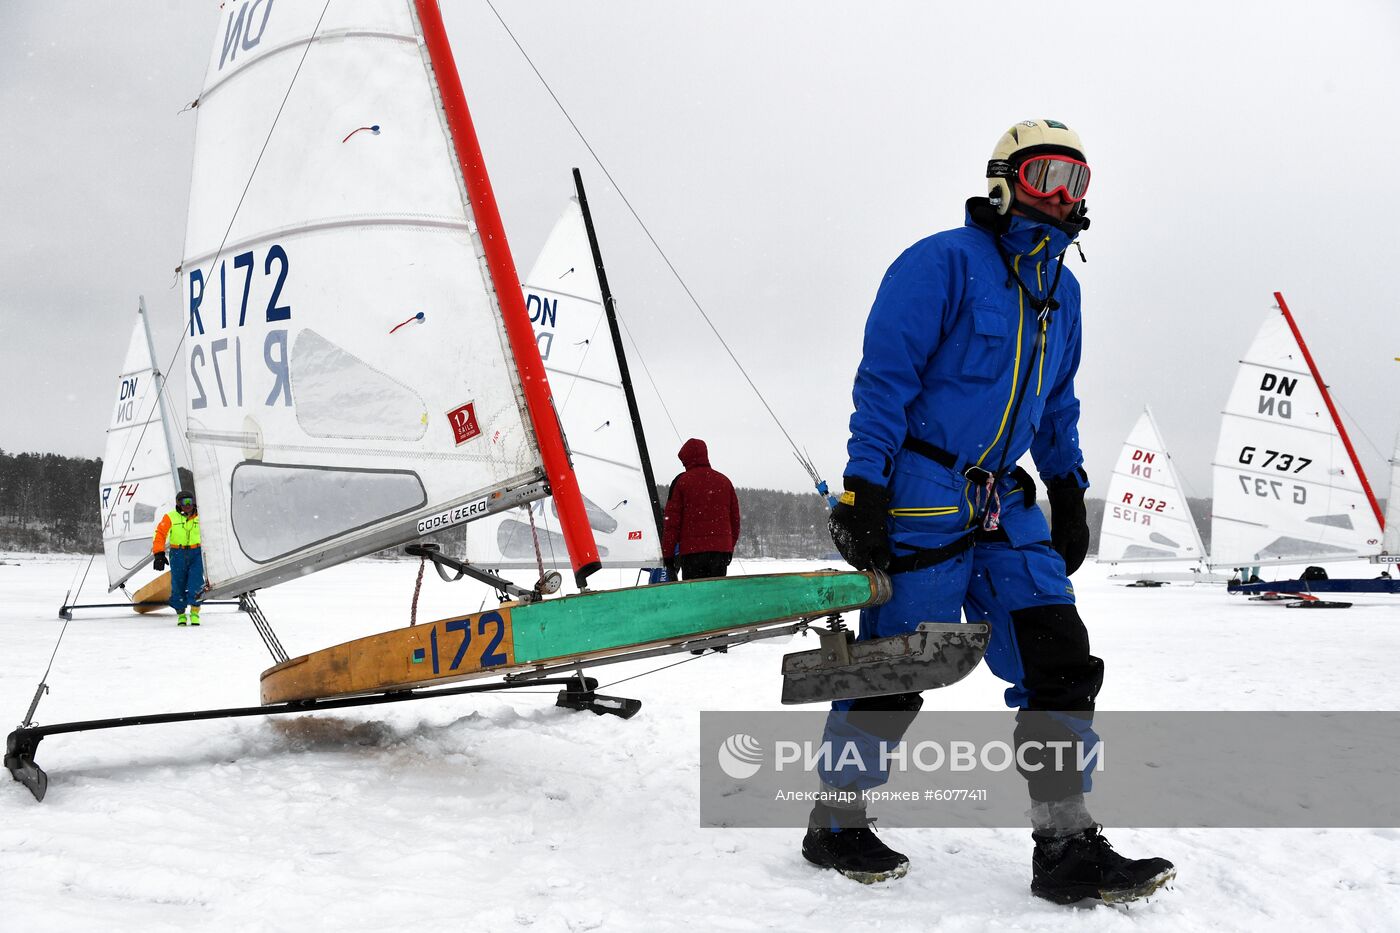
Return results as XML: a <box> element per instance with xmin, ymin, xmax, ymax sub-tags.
<box><xmin>410</xmin><ymin>554</ymin><xmax>427</xmax><ymax>626</ymax></box>
<box><xmin>526</xmin><ymin>505</ymin><xmax>547</xmax><ymax>582</ymax></box>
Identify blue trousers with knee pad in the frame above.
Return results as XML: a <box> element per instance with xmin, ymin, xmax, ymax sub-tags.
<box><xmin>818</xmin><ymin>536</ymin><xmax>1102</xmax><ymax>805</ymax></box>
<box><xmin>168</xmin><ymin>548</ymin><xmax>204</xmax><ymax>614</ymax></box>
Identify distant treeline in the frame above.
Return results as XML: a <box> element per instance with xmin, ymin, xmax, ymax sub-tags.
<box><xmin>0</xmin><ymin>449</ymin><xmax>103</xmax><ymax>553</ymax></box>
<box><xmin>1</xmin><ymin>449</ymin><xmax>1229</xmax><ymax>559</ymax></box>
<box><xmin>714</xmin><ymin>493</ymin><xmax>1219</xmax><ymax>559</ymax></box>
<box><xmin>658</xmin><ymin>484</ymin><xmax>836</xmax><ymax>560</ymax></box>
<box><xmin>655</xmin><ymin>487</ymin><xmax>1225</xmax><ymax>559</ymax></box>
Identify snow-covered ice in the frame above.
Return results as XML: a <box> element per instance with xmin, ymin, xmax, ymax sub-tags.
<box><xmin>4</xmin><ymin>554</ymin><xmax>1400</xmax><ymax>931</ymax></box>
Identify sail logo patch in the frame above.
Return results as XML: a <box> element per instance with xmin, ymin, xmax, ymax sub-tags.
<box><xmin>627</xmin><ymin>530</ymin><xmax>643</xmax><ymax>540</ymax></box>
<box><xmin>447</xmin><ymin>402</ymin><xmax>481</xmax><ymax>445</ymax></box>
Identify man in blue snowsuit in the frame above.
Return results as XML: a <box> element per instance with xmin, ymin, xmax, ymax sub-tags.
<box><xmin>801</xmin><ymin>120</ymin><xmax>1175</xmax><ymax>905</ymax></box>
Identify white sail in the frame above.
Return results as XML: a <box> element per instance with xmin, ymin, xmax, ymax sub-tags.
<box><xmin>1098</xmin><ymin>407</ymin><xmax>1205</xmax><ymax>565</ymax></box>
<box><xmin>99</xmin><ymin>302</ymin><xmax>180</xmax><ymax>591</ymax></box>
<box><xmin>1378</xmin><ymin>432</ymin><xmax>1400</xmax><ymax>562</ymax></box>
<box><xmin>461</xmin><ymin>197</ymin><xmax>663</xmax><ymax>569</ymax></box>
<box><xmin>182</xmin><ymin>2</ymin><xmax>547</xmax><ymax>598</ymax></box>
<box><xmin>1209</xmin><ymin>311</ymin><xmax>1383</xmax><ymax>569</ymax></box>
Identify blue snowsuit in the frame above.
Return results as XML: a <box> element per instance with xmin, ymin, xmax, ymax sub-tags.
<box><xmin>169</xmin><ymin>547</ymin><xmax>204</xmax><ymax>615</ymax></box>
<box><xmin>820</xmin><ymin>199</ymin><xmax>1102</xmax><ymax>807</ymax></box>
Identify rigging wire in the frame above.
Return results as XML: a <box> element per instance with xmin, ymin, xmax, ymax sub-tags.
<box><xmin>70</xmin><ymin>553</ymin><xmax>99</xmax><ymax>609</ymax></box>
<box><xmin>617</xmin><ymin>311</ymin><xmax>683</xmax><ymax>445</ymax></box>
<box><xmin>597</xmin><ymin>650</ymin><xmax>707</xmax><ymax>691</ymax></box>
<box><xmin>484</xmin><ymin>0</ymin><xmax>815</xmax><ymax>472</ymax></box>
<box><xmin>55</xmin><ymin>554</ymin><xmax>99</xmax><ymax>624</ymax></box>
<box><xmin>1335</xmin><ymin>398</ymin><xmax>1387</xmax><ymax>465</ymax></box>
<box><xmin>19</xmin><ymin>612</ymin><xmax>76</xmax><ymax>728</ymax></box>
<box><xmin>554</xmin><ymin>310</ymin><xmax>605</xmax><ymax>417</ymax></box>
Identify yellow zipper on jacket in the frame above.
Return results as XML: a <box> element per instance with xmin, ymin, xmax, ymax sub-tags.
<box><xmin>962</xmin><ymin>235</ymin><xmax>1052</xmax><ymax>525</ymax></box>
<box><xmin>888</xmin><ymin>506</ymin><xmax>961</xmax><ymax>517</ymax></box>
<box><xmin>1035</xmin><ymin>255</ymin><xmax>1048</xmax><ymax>395</ymax></box>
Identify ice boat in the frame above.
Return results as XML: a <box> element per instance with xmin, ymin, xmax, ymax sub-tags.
<box><xmin>7</xmin><ymin>0</ymin><xmax>987</xmax><ymax>802</ymax></box>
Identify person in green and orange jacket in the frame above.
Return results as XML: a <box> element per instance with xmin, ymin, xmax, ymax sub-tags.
<box><xmin>152</xmin><ymin>490</ymin><xmax>203</xmax><ymax>626</ymax></box>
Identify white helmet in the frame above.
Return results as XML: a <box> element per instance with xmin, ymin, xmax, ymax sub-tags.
<box><xmin>986</xmin><ymin>119</ymin><xmax>1087</xmax><ymax>218</ymax></box>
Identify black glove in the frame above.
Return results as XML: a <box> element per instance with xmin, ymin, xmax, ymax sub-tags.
<box><xmin>664</xmin><ymin>558</ymin><xmax>679</xmax><ymax>581</ymax></box>
<box><xmin>828</xmin><ymin>476</ymin><xmax>892</xmax><ymax>571</ymax></box>
<box><xmin>153</xmin><ymin>551</ymin><xmax>168</xmax><ymax>572</ymax></box>
<box><xmin>1046</xmin><ymin>473</ymin><xmax>1090</xmax><ymax>576</ymax></box>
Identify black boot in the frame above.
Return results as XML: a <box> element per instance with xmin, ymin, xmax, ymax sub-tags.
<box><xmin>1031</xmin><ymin>826</ymin><xmax>1175</xmax><ymax>905</ymax></box>
<box><xmin>801</xmin><ymin>803</ymin><xmax>908</xmax><ymax>884</ymax></box>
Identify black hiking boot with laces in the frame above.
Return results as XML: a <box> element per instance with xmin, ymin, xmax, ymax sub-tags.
<box><xmin>1031</xmin><ymin>825</ymin><xmax>1176</xmax><ymax>905</ymax></box>
<box><xmin>801</xmin><ymin>803</ymin><xmax>908</xmax><ymax>884</ymax></box>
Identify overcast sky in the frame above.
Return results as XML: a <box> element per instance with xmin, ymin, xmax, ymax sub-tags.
<box><xmin>4</xmin><ymin>0</ymin><xmax>1400</xmax><ymax>500</ymax></box>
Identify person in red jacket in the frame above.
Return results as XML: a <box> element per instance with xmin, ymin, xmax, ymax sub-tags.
<box><xmin>661</xmin><ymin>438</ymin><xmax>741</xmax><ymax>581</ymax></box>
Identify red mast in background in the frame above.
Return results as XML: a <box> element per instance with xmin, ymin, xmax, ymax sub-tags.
<box><xmin>414</xmin><ymin>0</ymin><xmax>600</xmax><ymax>586</ymax></box>
<box><xmin>1274</xmin><ymin>290</ymin><xmax>1385</xmax><ymax>531</ymax></box>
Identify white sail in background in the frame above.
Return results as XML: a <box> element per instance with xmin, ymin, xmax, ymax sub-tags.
<box><xmin>1378</xmin><ymin>432</ymin><xmax>1400</xmax><ymax>562</ymax></box>
<box><xmin>1098</xmin><ymin>407</ymin><xmax>1205</xmax><ymax>565</ymax></box>
<box><xmin>461</xmin><ymin>198</ymin><xmax>663</xmax><ymax>569</ymax></box>
<box><xmin>182</xmin><ymin>3</ymin><xmax>547</xmax><ymax>597</ymax></box>
<box><xmin>1209</xmin><ymin>311</ymin><xmax>1383</xmax><ymax>569</ymax></box>
<box><xmin>99</xmin><ymin>302</ymin><xmax>179</xmax><ymax>591</ymax></box>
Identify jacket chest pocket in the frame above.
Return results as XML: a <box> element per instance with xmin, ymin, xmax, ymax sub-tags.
<box><xmin>961</xmin><ymin>304</ymin><xmax>1012</xmax><ymax>382</ymax></box>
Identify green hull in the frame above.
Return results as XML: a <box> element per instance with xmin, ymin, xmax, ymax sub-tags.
<box><xmin>260</xmin><ymin>570</ymin><xmax>887</xmax><ymax>703</ymax></box>
<box><xmin>512</xmin><ymin>571</ymin><xmax>879</xmax><ymax>660</ymax></box>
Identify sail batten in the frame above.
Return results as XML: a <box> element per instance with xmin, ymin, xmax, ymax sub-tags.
<box><xmin>1209</xmin><ymin>418</ymin><xmax>1346</xmax><ymax>439</ymax></box>
<box><xmin>182</xmin><ymin>215</ymin><xmax>474</xmax><ymax>271</ymax></box>
<box><xmin>198</xmin><ymin>28</ymin><xmax>421</xmax><ymax>104</ymax></box>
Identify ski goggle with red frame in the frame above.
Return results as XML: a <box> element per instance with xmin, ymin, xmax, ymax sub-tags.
<box><xmin>1016</xmin><ymin>155</ymin><xmax>1091</xmax><ymax>201</ymax></box>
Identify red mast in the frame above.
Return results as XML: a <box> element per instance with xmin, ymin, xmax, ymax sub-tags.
<box><xmin>414</xmin><ymin>0</ymin><xmax>600</xmax><ymax>587</ymax></box>
<box><xmin>1273</xmin><ymin>291</ymin><xmax>1385</xmax><ymax>530</ymax></box>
